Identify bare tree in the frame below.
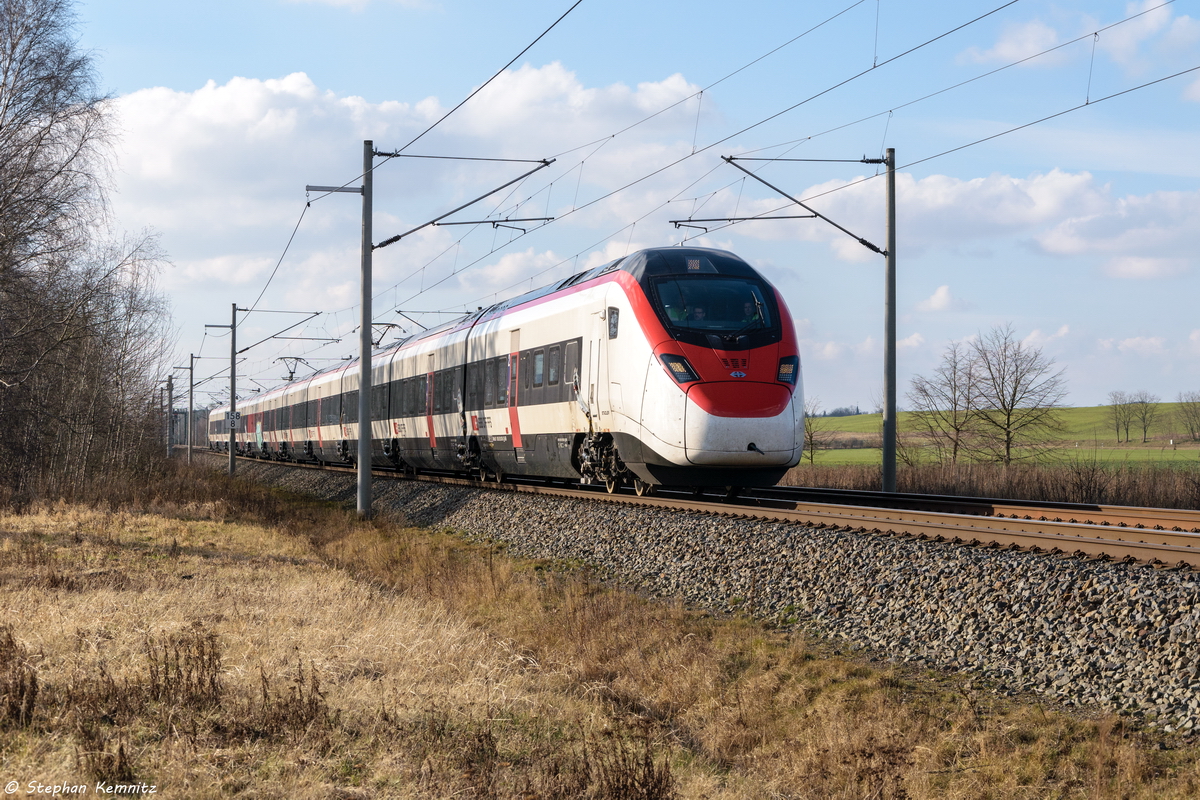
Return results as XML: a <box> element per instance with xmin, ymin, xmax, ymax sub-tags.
<box><xmin>802</xmin><ymin>396</ymin><xmax>834</xmax><ymax>464</ymax></box>
<box><xmin>1179</xmin><ymin>391</ymin><xmax>1200</xmax><ymax>442</ymax></box>
<box><xmin>969</xmin><ymin>324</ymin><xmax>1067</xmax><ymax>465</ymax></box>
<box><xmin>0</xmin><ymin>0</ymin><xmax>109</xmax><ymax>275</ymax></box>
<box><xmin>1106</xmin><ymin>390</ymin><xmax>1135</xmax><ymax>443</ymax></box>
<box><xmin>0</xmin><ymin>0</ymin><xmax>172</xmax><ymax>491</ymax></box>
<box><xmin>907</xmin><ymin>340</ymin><xmax>978</xmax><ymax>464</ymax></box>
<box><xmin>1128</xmin><ymin>391</ymin><xmax>1161</xmax><ymax>444</ymax></box>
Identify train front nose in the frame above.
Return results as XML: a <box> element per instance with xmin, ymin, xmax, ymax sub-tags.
<box><xmin>683</xmin><ymin>382</ymin><xmax>800</xmax><ymax>465</ymax></box>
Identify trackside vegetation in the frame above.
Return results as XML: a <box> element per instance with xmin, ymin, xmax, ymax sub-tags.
<box><xmin>0</xmin><ymin>0</ymin><xmax>173</xmax><ymax>497</ymax></box>
<box><xmin>3</xmin><ymin>461</ymin><xmax>1200</xmax><ymax>798</ymax></box>
<box><xmin>790</xmin><ymin>403</ymin><xmax>1200</xmax><ymax>509</ymax></box>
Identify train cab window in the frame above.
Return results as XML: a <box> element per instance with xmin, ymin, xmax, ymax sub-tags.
<box><xmin>533</xmin><ymin>350</ymin><xmax>544</xmax><ymax>387</ymax></box>
<box><xmin>548</xmin><ymin>346</ymin><xmax>560</xmax><ymax>386</ymax></box>
<box><xmin>651</xmin><ymin>277</ymin><xmax>777</xmax><ymax>341</ymax></box>
<box><xmin>607</xmin><ymin>308</ymin><xmax>619</xmax><ymax>339</ymax></box>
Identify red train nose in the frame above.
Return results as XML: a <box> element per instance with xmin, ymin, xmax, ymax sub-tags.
<box><xmin>686</xmin><ymin>382</ymin><xmax>791</xmax><ymax>418</ymax></box>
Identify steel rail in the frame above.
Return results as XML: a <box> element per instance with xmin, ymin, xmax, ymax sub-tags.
<box><xmin>205</xmin><ymin>450</ymin><xmax>1200</xmax><ymax>570</ymax></box>
<box><xmin>738</xmin><ymin>486</ymin><xmax>1200</xmax><ymax>532</ymax></box>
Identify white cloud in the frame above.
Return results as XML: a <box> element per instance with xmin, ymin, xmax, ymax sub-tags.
<box><xmin>459</xmin><ymin>247</ymin><xmax>566</xmax><ymax>295</ymax></box>
<box><xmin>1038</xmin><ymin>188</ymin><xmax>1200</xmax><ymax>276</ymax></box>
<box><xmin>808</xmin><ymin>341</ymin><xmax>845</xmax><ymax>360</ymax></box>
<box><xmin>898</xmin><ymin>332</ymin><xmax>925</xmax><ymax>350</ymax></box>
<box><xmin>1116</xmin><ymin>336</ymin><xmax>1167</xmax><ymax>355</ymax></box>
<box><xmin>1165</xmin><ymin>13</ymin><xmax>1200</xmax><ymax>52</ymax></box>
<box><xmin>1096</xmin><ymin>1</ymin><xmax>1174</xmax><ymax>72</ymax></box>
<box><xmin>960</xmin><ymin>20</ymin><xmax>1065</xmax><ymax>66</ymax></box>
<box><xmin>854</xmin><ymin>337</ymin><xmax>878</xmax><ymax>357</ymax></box>
<box><xmin>1103</xmin><ymin>257</ymin><xmax>1190</xmax><ymax>279</ymax></box>
<box><xmin>1186</xmin><ymin>75</ymin><xmax>1200</xmax><ymax>103</ymax></box>
<box><xmin>916</xmin><ymin>285</ymin><xmax>953</xmax><ymax>312</ymax></box>
<box><xmin>1023</xmin><ymin>325</ymin><xmax>1069</xmax><ymax>348</ymax></box>
<box><xmin>733</xmin><ymin>169</ymin><xmax>1116</xmax><ymax>262</ymax></box>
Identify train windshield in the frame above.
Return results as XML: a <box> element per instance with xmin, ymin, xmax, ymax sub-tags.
<box><xmin>650</xmin><ymin>276</ymin><xmax>777</xmax><ymax>343</ymax></box>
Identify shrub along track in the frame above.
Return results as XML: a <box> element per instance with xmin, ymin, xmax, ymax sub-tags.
<box><xmin>202</xmin><ymin>450</ymin><xmax>1200</xmax><ymax>735</ymax></box>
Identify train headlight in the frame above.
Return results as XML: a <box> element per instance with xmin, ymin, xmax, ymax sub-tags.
<box><xmin>660</xmin><ymin>354</ymin><xmax>700</xmax><ymax>384</ymax></box>
<box><xmin>776</xmin><ymin>355</ymin><xmax>799</xmax><ymax>385</ymax></box>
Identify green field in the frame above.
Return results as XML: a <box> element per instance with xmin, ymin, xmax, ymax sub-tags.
<box><xmin>805</xmin><ymin>404</ymin><xmax>1200</xmax><ymax>466</ymax></box>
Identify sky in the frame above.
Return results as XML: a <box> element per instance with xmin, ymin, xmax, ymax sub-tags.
<box><xmin>74</xmin><ymin>0</ymin><xmax>1200</xmax><ymax>412</ymax></box>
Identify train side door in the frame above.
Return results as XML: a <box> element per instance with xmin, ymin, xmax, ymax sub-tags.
<box><xmin>587</xmin><ymin>300</ymin><xmax>612</xmax><ymax>431</ymax></box>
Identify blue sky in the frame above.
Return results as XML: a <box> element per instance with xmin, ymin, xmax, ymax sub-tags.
<box><xmin>76</xmin><ymin>0</ymin><xmax>1200</xmax><ymax>412</ymax></box>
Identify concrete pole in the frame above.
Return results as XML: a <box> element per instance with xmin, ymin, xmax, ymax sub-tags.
<box><xmin>160</xmin><ymin>387</ymin><xmax>166</xmax><ymax>456</ymax></box>
<box><xmin>229</xmin><ymin>302</ymin><xmax>237</xmax><ymax>476</ymax></box>
<box><xmin>166</xmin><ymin>375</ymin><xmax>174</xmax><ymax>458</ymax></box>
<box><xmin>187</xmin><ymin>355</ymin><xmax>195</xmax><ymax>465</ymax></box>
<box><xmin>358</xmin><ymin>140</ymin><xmax>374</xmax><ymax>518</ymax></box>
<box><xmin>882</xmin><ymin>148</ymin><xmax>897</xmax><ymax>493</ymax></box>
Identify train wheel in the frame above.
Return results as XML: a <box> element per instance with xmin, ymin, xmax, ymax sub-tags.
<box><xmin>605</xmin><ymin>478</ymin><xmax>619</xmax><ymax>494</ymax></box>
<box><xmin>633</xmin><ymin>479</ymin><xmax>653</xmax><ymax>497</ymax></box>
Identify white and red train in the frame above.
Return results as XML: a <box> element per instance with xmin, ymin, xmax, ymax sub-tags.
<box><xmin>208</xmin><ymin>246</ymin><xmax>805</xmax><ymax>492</ymax></box>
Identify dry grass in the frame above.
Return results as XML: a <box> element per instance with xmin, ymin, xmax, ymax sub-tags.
<box><xmin>3</xmin><ymin>463</ymin><xmax>1200</xmax><ymax>797</ymax></box>
<box><xmin>783</xmin><ymin>461</ymin><xmax>1200</xmax><ymax>509</ymax></box>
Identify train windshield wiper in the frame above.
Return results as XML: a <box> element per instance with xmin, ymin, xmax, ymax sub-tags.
<box><xmin>721</xmin><ymin>295</ymin><xmax>767</xmax><ymax>342</ymax></box>
<box><xmin>721</xmin><ymin>317</ymin><xmax>764</xmax><ymax>343</ymax></box>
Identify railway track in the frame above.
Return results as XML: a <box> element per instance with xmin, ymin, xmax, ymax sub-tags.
<box><xmin>210</xmin><ymin>450</ymin><xmax>1200</xmax><ymax>570</ymax></box>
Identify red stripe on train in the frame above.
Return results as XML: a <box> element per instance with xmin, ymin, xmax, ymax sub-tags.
<box><xmin>507</xmin><ymin>352</ymin><xmax>522</xmax><ymax>448</ymax></box>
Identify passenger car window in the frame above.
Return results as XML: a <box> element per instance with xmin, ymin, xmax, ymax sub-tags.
<box><xmin>548</xmin><ymin>346</ymin><xmax>560</xmax><ymax>385</ymax></box>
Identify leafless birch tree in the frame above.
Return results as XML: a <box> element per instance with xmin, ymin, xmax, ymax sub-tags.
<box><xmin>1106</xmin><ymin>390</ymin><xmax>1136</xmax><ymax>443</ymax></box>
<box><xmin>1</xmin><ymin>0</ymin><xmax>172</xmax><ymax>491</ymax></box>
<box><xmin>1179</xmin><ymin>391</ymin><xmax>1200</xmax><ymax>442</ymax></box>
<box><xmin>1128</xmin><ymin>391</ymin><xmax>1161</xmax><ymax>444</ymax></box>
<box><xmin>802</xmin><ymin>396</ymin><xmax>833</xmax><ymax>464</ymax></box>
<box><xmin>968</xmin><ymin>324</ymin><xmax>1067</xmax><ymax>465</ymax></box>
<box><xmin>907</xmin><ymin>340</ymin><xmax>978</xmax><ymax>464</ymax></box>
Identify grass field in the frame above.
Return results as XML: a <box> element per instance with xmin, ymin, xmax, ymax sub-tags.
<box><xmin>806</xmin><ymin>404</ymin><xmax>1200</xmax><ymax>466</ymax></box>
<box><xmin>5</xmin><ymin>462</ymin><xmax>1200</xmax><ymax>797</ymax></box>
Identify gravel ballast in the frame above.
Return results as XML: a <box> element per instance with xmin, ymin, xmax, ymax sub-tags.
<box><xmin>217</xmin><ymin>456</ymin><xmax>1200</xmax><ymax>734</ymax></box>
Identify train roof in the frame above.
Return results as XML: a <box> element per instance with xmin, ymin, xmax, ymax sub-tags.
<box><xmin>384</xmin><ymin>246</ymin><xmax>754</xmax><ymax>345</ymax></box>
<box><xmin>283</xmin><ymin>246</ymin><xmax>758</xmax><ymax>384</ymax></box>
